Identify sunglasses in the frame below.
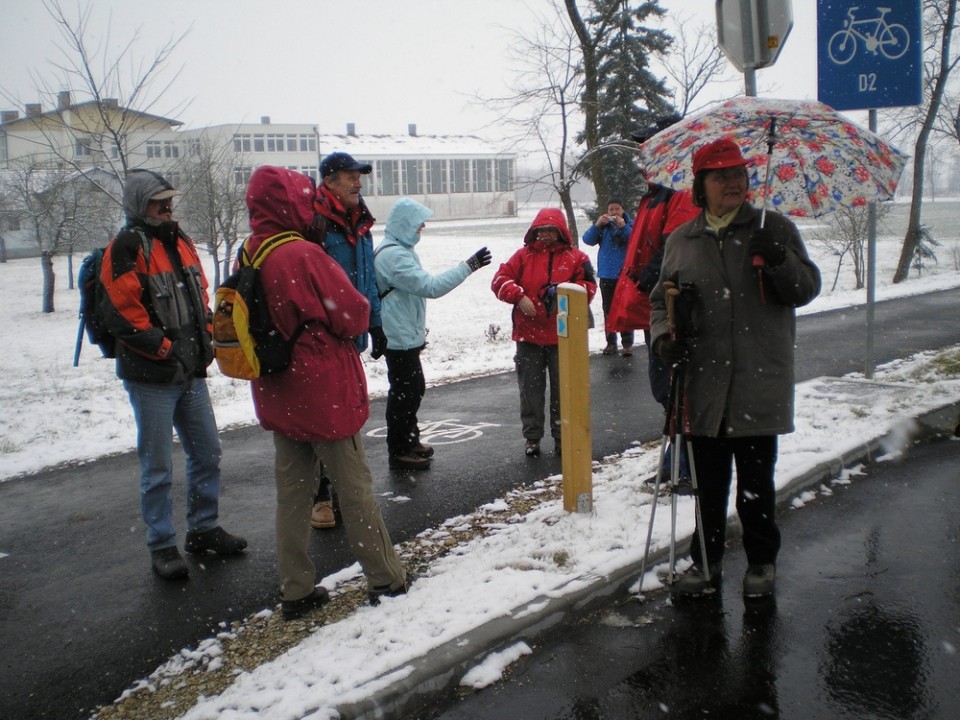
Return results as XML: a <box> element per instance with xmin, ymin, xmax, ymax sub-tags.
<box><xmin>151</xmin><ymin>199</ymin><xmax>174</xmax><ymax>213</ymax></box>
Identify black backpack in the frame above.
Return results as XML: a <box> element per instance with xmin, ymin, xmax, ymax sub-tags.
<box><xmin>73</xmin><ymin>232</ymin><xmax>150</xmax><ymax>366</ymax></box>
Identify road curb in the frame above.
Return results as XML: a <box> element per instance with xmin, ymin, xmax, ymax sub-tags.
<box><xmin>338</xmin><ymin>399</ymin><xmax>960</xmax><ymax>719</ymax></box>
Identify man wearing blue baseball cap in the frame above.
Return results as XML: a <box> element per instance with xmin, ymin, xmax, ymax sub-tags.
<box><xmin>308</xmin><ymin>151</ymin><xmax>382</xmax><ymax>529</ymax></box>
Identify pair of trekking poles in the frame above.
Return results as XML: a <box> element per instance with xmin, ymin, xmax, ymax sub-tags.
<box><xmin>638</xmin><ymin>280</ymin><xmax>712</xmax><ymax>594</ymax></box>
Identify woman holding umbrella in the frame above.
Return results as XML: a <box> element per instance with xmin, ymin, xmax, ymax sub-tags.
<box><xmin>649</xmin><ymin>137</ymin><xmax>821</xmax><ymax>598</ymax></box>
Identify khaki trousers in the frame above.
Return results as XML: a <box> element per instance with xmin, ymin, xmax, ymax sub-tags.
<box><xmin>273</xmin><ymin>432</ymin><xmax>406</xmax><ymax>602</ymax></box>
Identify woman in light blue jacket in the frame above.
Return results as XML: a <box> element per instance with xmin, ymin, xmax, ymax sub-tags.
<box><xmin>374</xmin><ymin>198</ymin><xmax>492</xmax><ymax>470</ymax></box>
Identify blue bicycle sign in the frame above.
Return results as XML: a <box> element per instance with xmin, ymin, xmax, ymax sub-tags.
<box><xmin>817</xmin><ymin>0</ymin><xmax>921</xmax><ymax>111</ymax></box>
<box><xmin>828</xmin><ymin>6</ymin><xmax>910</xmax><ymax>65</ymax></box>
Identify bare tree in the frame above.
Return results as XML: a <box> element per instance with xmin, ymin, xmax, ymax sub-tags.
<box><xmin>1</xmin><ymin>0</ymin><xmax>188</xmax><ymax>204</ymax></box>
<box><xmin>656</xmin><ymin>12</ymin><xmax>739</xmax><ymax>117</ymax></box>
<box><xmin>883</xmin><ymin>0</ymin><xmax>959</xmax><ymax>283</ymax></box>
<box><xmin>174</xmin><ymin>136</ymin><xmax>249</xmax><ymax>288</ymax></box>
<box><xmin>809</xmin><ymin>203</ymin><xmax>892</xmax><ymax>292</ymax></box>
<box><xmin>0</xmin><ymin>0</ymin><xmax>188</xmax><ymax>304</ymax></box>
<box><xmin>4</xmin><ymin>161</ymin><xmax>114</xmax><ymax>311</ymax></box>
<box><xmin>489</xmin><ymin>13</ymin><xmax>588</xmax><ymax>239</ymax></box>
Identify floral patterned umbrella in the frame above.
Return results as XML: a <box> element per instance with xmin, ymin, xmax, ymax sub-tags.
<box><xmin>639</xmin><ymin>97</ymin><xmax>908</xmax><ymax>219</ymax></box>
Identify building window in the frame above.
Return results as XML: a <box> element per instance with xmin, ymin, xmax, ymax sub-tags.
<box><xmin>301</xmin><ymin>167</ymin><xmax>318</xmax><ymax>183</ymax></box>
<box><xmin>233</xmin><ymin>134</ymin><xmax>251</xmax><ymax>153</ymax></box>
<box><xmin>163</xmin><ymin>141</ymin><xmax>179</xmax><ymax>159</ymax></box>
<box><xmin>402</xmin><ymin>160</ymin><xmax>422</xmax><ymax>195</ymax></box>
<box><xmin>76</xmin><ymin>138</ymin><xmax>93</xmax><ymax>157</ymax></box>
<box><xmin>427</xmin><ymin>159</ymin><xmax>447</xmax><ymax>194</ymax></box>
<box><xmin>451</xmin><ymin>159</ymin><xmax>470</xmax><ymax>193</ymax></box>
<box><xmin>495</xmin><ymin>159</ymin><xmax>514</xmax><ymax>192</ymax></box>
<box><xmin>376</xmin><ymin>160</ymin><xmax>400</xmax><ymax>196</ymax></box>
<box><xmin>234</xmin><ymin>166</ymin><xmax>253</xmax><ymax>185</ymax></box>
<box><xmin>299</xmin><ymin>135</ymin><xmax>316</xmax><ymax>152</ymax></box>
<box><xmin>253</xmin><ymin>135</ymin><xmax>265</xmax><ymax>152</ymax></box>
<box><xmin>474</xmin><ymin>159</ymin><xmax>493</xmax><ymax>193</ymax></box>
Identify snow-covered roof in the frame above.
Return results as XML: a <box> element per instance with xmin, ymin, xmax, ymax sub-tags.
<box><xmin>316</xmin><ymin>133</ymin><xmax>513</xmax><ymax>158</ymax></box>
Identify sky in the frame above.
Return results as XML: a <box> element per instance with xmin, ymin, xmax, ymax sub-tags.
<box><xmin>2</xmin><ymin>202</ymin><xmax>960</xmax><ymax>717</ymax></box>
<box><xmin>0</xmin><ymin>0</ymin><xmax>821</xmax><ymax>139</ymax></box>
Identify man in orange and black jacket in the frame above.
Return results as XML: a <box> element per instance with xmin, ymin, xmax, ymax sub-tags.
<box><xmin>101</xmin><ymin>169</ymin><xmax>246</xmax><ymax>580</ymax></box>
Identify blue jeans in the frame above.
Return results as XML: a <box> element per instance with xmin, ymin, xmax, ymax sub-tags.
<box><xmin>124</xmin><ymin>378</ymin><xmax>222</xmax><ymax>550</ymax></box>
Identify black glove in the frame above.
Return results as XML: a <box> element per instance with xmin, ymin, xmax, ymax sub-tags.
<box><xmin>540</xmin><ymin>283</ymin><xmax>558</xmax><ymax>314</ymax></box>
<box><xmin>655</xmin><ymin>336</ymin><xmax>689</xmax><ymax>367</ymax></box>
<box><xmin>466</xmin><ymin>246</ymin><xmax>492</xmax><ymax>272</ymax></box>
<box><xmin>369</xmin><ymin>326</ymin><xmax>388</xmax><ymax>360</ymax></box>
<box><xmin>748</xmin><ymin>228</ymin><xmax>786</xmax><ymax>266</ymax></box>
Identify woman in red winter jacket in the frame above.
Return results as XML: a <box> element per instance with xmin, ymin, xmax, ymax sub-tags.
<box><xmin>491</xmin><ymin>208</ymin><xmax>597</xmax><ymax>457</ymax></box>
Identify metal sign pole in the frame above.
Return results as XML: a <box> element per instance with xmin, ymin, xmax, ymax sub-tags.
<box><xmin>865</xmin><ymin>108</ymin><xmax>878</xmax><ymax>379</ymax></box>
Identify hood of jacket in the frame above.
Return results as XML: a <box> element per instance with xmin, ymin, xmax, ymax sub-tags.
<box><xmin>245</xmin><ymin>166</ymin><xmax>315</xmax><ymax>239</ymax></box>
<box><xmin>383</xmin><ymin>198</ymin><xmax>433</xmax><ymax>249</ymax></box>
<box><xmin>523</xmin><ymin>207</ymin><xmax>573</xmax><ymax>246</ymax></box>
<box><xmin>122</xmin><ymin>169</ymin><xmax>177</xmax><ymax>225</ymax></box>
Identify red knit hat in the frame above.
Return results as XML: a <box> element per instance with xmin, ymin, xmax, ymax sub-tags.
<box><xmin>692</xmin><ymin>138</ymin><xmax>748</xmax><ymax>174</ymax></box>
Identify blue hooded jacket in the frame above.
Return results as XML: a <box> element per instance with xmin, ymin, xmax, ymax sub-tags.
<box><xmin>374</xmin><ymin>198</ymin><xmax>472</xmax><ymax>351</ymax></box>
<box><xmin>582</xmin><ymin>209</ymin><xmax>633</xmax><ymax>280</ymax></box>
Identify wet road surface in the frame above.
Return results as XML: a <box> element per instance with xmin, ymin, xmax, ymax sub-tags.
<box><xmin>425</xmin><ymin>437</ymin><xmax>960</xmax><ymax>720</ymax></box>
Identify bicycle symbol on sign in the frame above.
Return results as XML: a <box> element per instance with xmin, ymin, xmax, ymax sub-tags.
<box><xmin>366</xmin><ymin>418</ymin><xmax>501</xmax><ymax>445</ymax></box>
<box><xmin>828</xmin><ymin>6</ymin><xmax>910</xmax><ymax>65</ymax></box>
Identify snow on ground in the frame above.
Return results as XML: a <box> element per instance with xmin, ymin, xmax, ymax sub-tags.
<box><xmin>3</xmin><ymin>200</ymin><xmax>960</xmax><ymax>719</ymax></box>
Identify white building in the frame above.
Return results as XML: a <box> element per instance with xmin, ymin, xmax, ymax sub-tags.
<box><xmin>1</xmin><ymin>96</ymin><xmax>517</xmax><ymax>257</ymax></box>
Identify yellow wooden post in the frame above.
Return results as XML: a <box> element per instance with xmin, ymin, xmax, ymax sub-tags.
<box><xmin>556</xmin><ymin>283</ymin><xmax>592</xmax><ymax>513</ymax></box>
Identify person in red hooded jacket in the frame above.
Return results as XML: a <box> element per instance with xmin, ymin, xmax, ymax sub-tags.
<box><xmin>491</xmin><ymin>208</ymin><xmax>597</xmax><ymax>458</ymax></box>
<box><xmin>244</xmin><ymin>166</ymin><xmax>408</xmax><ymax>620</ymax></box>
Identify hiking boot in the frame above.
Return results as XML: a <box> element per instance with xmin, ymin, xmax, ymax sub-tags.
<box><xmin>389</xmin><ymin>452</ymin><xmax>432</xmax><ymax>470</ymax></box>
<box><xmin>151</xmin><ymin>546</ymin><xmax>188</xmax><ymax>579</ymax></box>
<box><xmin>368</xmin><ymin>574</ymin><xmax>416</xmax><ymax>606</ymax></box>
<box><xmin>620</xmin><ymin>344</ymin><xmax>634</xmax><ymax>357</ymax></box>
<box><xmin>742</xmin><ymin>564</ymin><xmax>776</xmax><ymax>598</ymax></box>
<box><xmin>411</xmin><ymin>442</ymin><xmax>435</xmax><ymax>458</ymax></box>
<box><xmin>525</xmin><ymin>439</ymin><xmax>541</xmax><ymax>457</ymax></box>
<box><xmin>184</xmin><ymin>526</ymin><xmax>248</xmax><ymax>555</ymax></box>
<box><xmin>673</xmin><ymin>562</ymin><xmax>722</xmax><ymax>597</ymax></box>
<box><xmin>310</xmin><ymin>500</ymin><xmax>336</xmax><ymax>529</ymax></box>
<box><xmin>281</xmin><ymin>587</ymin><xmax>330</xmax><ymax>621</ymax></box>
<box><xmin>602</xmin><ymin>344</ymin><xmax>617</xmax><ymax>356</ymax></box>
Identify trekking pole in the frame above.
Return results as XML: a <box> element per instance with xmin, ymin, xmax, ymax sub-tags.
<box><xmin>637</xmin><ymin>368</ymin><xmax>680</xmax><ymax>593</ymax></box>
<box><xmin>637</xmin><ymin>281</ymin><xmax>682</xmax><ymax>593</ymax></box>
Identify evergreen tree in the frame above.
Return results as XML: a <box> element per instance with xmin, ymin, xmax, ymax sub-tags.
<box><xmin>573</xmin><ymin>0</ymin><xmax>674</xmax><ymax>212</ymax></box>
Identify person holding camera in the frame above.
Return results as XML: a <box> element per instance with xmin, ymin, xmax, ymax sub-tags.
<box><xmin>374</xmin><ymin>198</ymin><xmax>492</xmax><ymax>470</ymax></box>
<box><xmin>582</xmin><ymin>197</ymin><xmax>634</xmax><ymax>356</ymax></box>
<box><xmin>492</xmin><ymin>208</ymin><xmax>597</xmax><ymax>458</ymax></box>
<box><xmin>649</xmin><ymin>137</ymin><xmax>821</xmax><ymax>599</ymax></box>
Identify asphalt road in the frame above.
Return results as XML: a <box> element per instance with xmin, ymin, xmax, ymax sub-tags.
<box><xmin>424</xmin><ymin>435</ymin><xmax>960</xmax><ymax>720</ymax></box>
<box><xmin>0</xmin><ymin>288</ymin><xmax>958</xmax><ymax>720</ymax></box>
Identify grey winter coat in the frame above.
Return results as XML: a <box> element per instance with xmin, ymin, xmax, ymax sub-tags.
<box><xmin>374</xmin><ymin>198</ymin><xmax>473</xmax><ymax>351</ymax></box>
<box><xmin>650</xmin><ymin>203</ymin><xmax>821</xmax><ymax>438</ymax></box>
